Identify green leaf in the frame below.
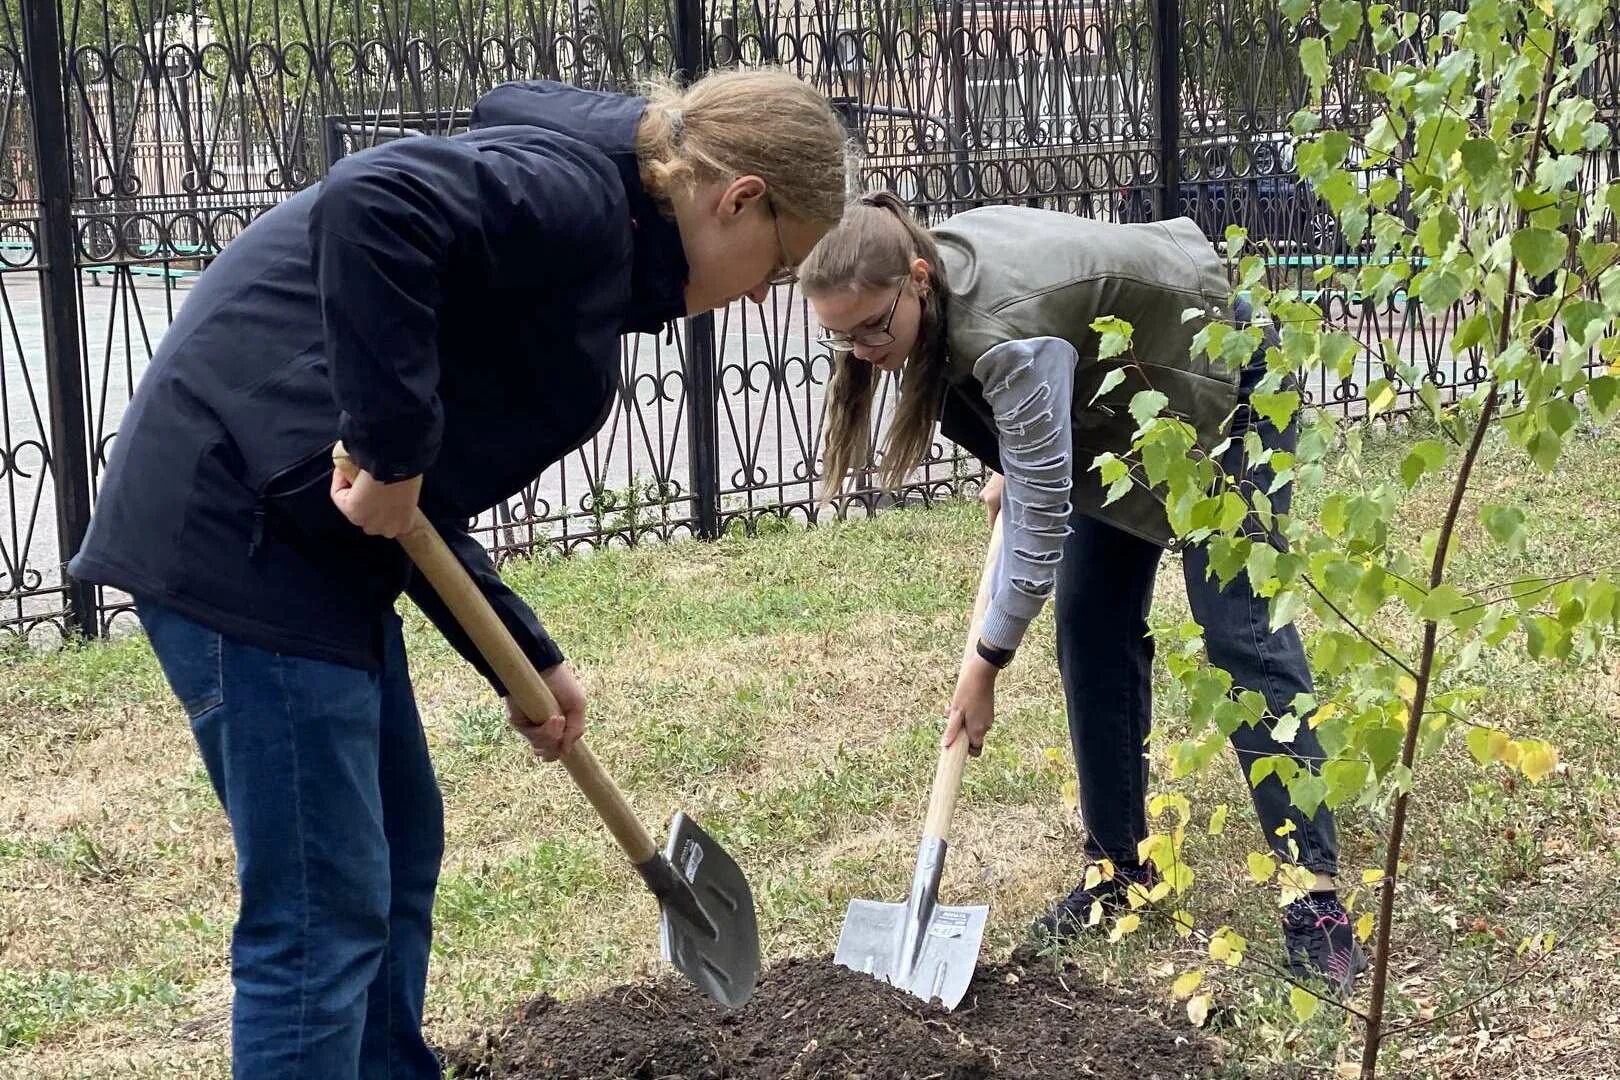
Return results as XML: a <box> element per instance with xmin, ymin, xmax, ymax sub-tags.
<box><xmin>1364</xmin><ymin>727</ymin><xmax>1403</xmax><ymax>774</ymax></box>
<box><xmin>1416</xmin><ymin>267</ymin><xmax>1465</xmax><ymax>311</ymax></box>
<box><xmin>1207</xmin><ymin>535</ymin><xmax>1250</xmax><ymax>587</ymax></box>
<box><xmin>1090</xmin><ymin>367</ymin><xmax>1127</xmax><ymax>404</ymax></box>
<box><xmin>1466</xmin><ymin>726</ymin><xmax>1498</xmax><ymax>766</ymax></box>
<box><xmin>1512</xmin><ymin>228</ymin><xmax>1569</xmax><ymax>280</ymax></box>
<box><xmin>1480</xmin><ymin>505</ymin><xmax>1527</xmax><ymax>554</ymax></box>
<box><xmin>1269</xmin><ymin>589</ymin><xmax>1307</xmax><ymax>633</ymax></box>
<box><xmin>1130</xmin><ymin>389</ymin><xmax>1170</xmax><ymax>428</ymax></box>
<box><xmin>1323</xmin><ymin>760</ymin><xmax>1370</xmax><ymax>809</ymax></box>
<box><xmin>1459</xmin><ymin>138</ymin><xmax>1499</xmax><ymax>182</ymax></box>
<box><xmin>1419</xmin><ymin>583</ymin><xmax>1468</xmax><ymax>622</ymax></box>
<box><xmin>1301</xmin><ymin>38</ymin><xmax>1329</xmax><ymax>90</ymax></box>
<box><xmin>1093</xmin><ymin>315</ymin><xmax>1135</xmax><ymax>360</ymax></box>
<box><xmin>1247</xmin><ymin>543</ymin><xmax>1279</xmax><ymax>593</ymax></box>
<box><xmin>1288</xmin><ymin>774</ymin><xmax>1328</xmax><ymax>818</ymax></box>
<box><xmin>1528</xmin><ymin>428</ymin><xmax>1562</xmax><ymax>473</ymax></box>
<box><xmin>1250</xmin><ymin>390</ymin><xmax>1300</xmax><ymax>432</ymax></box>
<box><xmin>1590</xmin><ymin>375</ymin><xmax>1618</xmax><ymax>419</ymax></box>
<box><xmin>1104</xmin><ymin>475</ymin><xmax>1133</xmax><ymax>506</ymax></box>
<box><xmin>1400</xmin><ymin>439</ymin><xmax>1448</xmax><ymax>488</ymax></box>
<box><xmin>1320</xmin><ymin>495</ymin><xmax>1348</xmax><ymax>538</ymax></box>
<box><xmin>1562</xmin><ymin>300</ymin><xmax>1607</xmax><ymax>347</ymax></box>
<box><xmin>1095</xmin><ymin>453</ymin><xmax>1128</xmax><ymax>485</ymax></box>
<box><xmin>1545</xmin><ymin>398</ymin><xmax>1579</xmax><ymax>437</ymax></box>
<box><xmin>1371</xmin><ymin>214</ymin><xmax>1406</xmax><ymax>257</ymax></box>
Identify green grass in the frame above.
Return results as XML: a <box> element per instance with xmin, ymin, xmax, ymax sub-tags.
<box><xmin>0</xmin><ymin>423</ymin><xmax>1615</xmax><ymax>1078</ymax></box>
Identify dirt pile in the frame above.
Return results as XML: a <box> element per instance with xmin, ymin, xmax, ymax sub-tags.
<box><xmin>446</xmin><ymin>952</ymin><xmax>1217</xmax><ymax>1079</ymax></box>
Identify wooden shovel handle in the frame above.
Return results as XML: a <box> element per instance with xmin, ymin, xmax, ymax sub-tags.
<box><xmin>332</xmin><ymin>445</ymin><xmax>658</xmax><ymax>865</ymax></box>
<box><xmin>923</xmin><ymin>511</ymin><xmax>1005</xmax><ymax>842</ymax></box>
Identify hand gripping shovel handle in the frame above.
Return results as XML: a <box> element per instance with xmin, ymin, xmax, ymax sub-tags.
<box><xmin>331</xmin><ymin>445</ymin><xmax>658</xmax><ymax>867</ymax></box>
<box><xmin>924</xmin><ymin>511</ymin><xmax>1005</xmax><ymax>844</ymax></box>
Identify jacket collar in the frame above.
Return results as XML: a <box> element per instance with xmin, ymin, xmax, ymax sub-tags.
<box><xmin>468</xmin><ymin>81</ymin><xmax>688</xmax><ymax>335</ymax></box>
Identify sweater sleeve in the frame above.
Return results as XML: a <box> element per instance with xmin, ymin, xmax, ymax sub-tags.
<box><xmin>973</xmin><ymin>336</ymin><xmax>1077</xmax><ymax>652</ymax></box>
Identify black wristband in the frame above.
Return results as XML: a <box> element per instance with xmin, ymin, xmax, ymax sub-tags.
<box><xmin>975</xmin><ymin>638</ymin><xmax>1016</xmax><ymax>669</ymax></box>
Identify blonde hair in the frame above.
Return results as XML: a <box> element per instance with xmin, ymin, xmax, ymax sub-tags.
<box><xmin>799</xmin><ymin>191</ymin><xmax>949</xmax><ymax>499</ymax></box>
<box><xmin>635</xmin><ymin>68</ymin><xmax>853</xmax><ymax>226</ymax></box>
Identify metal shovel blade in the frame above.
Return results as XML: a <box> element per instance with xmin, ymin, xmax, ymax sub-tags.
<box><xmin>833</xmin><ymin>838</ymin><xmax>988</xmax><ymax>1010</ymax></box>
<box><xmin>834</xmin><ymin>898</ymin><xmax>987</xmax><ymax>1010</ymax></box>
<box><xmin>650</xmin><ymin>810</ymin><xmax>760</xmax><ymax>1009</ymax></box>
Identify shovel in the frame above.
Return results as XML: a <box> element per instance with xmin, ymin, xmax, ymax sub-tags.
<box><xmin>833</xmin><ymin>513</ymin><xmax>1005</xmax><ymax>1010</ymax></box>
<box><xmin>332</xmin><ymin>446</ymin><xmax>759</xmax><ymax>1008</ymax></box>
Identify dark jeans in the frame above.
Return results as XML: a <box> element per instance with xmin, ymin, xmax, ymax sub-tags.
<box><xmin>1055</xmin><ymin>352</ymin><xmax>1340</xmax><ymax>877</ymax></box>
<box><xmin>137</xmin><ymin>598</ymin><xmax>445</xmax><ymax>1080</ymax></box>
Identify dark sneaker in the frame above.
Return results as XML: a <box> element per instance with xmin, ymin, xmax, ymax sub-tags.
<box><xmin>1283</xmin><ymin>894</ymin><xmax>1369</xmax><ymax>996</ymax></box>
<box><xmin>1030</xmin><ymin>862</ymin><xmax>1160</xmax><ymax>943</ymax></box>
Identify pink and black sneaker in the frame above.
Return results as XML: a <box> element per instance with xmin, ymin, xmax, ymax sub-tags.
<box><xmin>1283</xmin><ymin>893</ymin><xmax>1368</xmax><ymax>997</ymax></box>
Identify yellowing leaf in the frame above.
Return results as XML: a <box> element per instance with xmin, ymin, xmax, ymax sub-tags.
<box><xmin>1367</xmin><ymin>380</ymin><xmax>1397</xmax><ymax>419</ymax></box>
<box><xmin>1290</xmin><ymin>985</ymin><xmax>1321</xmax><ymax>1022</ymax></box>
<box><xmin>1097</xmin><ymin>859</ymin><xmax>1117</xmax><ymax>882</ymax></box>
<box><xmin>1309</xmin><ymin>702</ymin><xmax>1339</xmax><ymax>728</ymax></box>
<box><xmin>1208</xmin><ymin>804</ymin><xmax>1230</xmax><ymax>835</ymax></box>
<box><xmin>1187</xmin><ymin>994</ymin><xmax>1211</xmax><ymax>1027</ymax></box>
<box><xmin>1208</xmin><ymin>927</ymin><xmax>1247</xmax><ymax>967</ymax></box>
<box><xmin>1084</xmin><ymin>864</ymin><xmax>1103</xmax><ymax>891</ymax></box>
<box><xmin>1170</xmin><ymin>909</ymin><xmax>1196</xmax><ymax>937</ymax></box>
<box><xmin>1087</xmin><ymin>899</ymin><xmax>1104</xmax><ymax>927</ymax></box>
<box><xmin>1061</xmin><ymin>779</ymin><xmax>1079</xmax><ymax>810</ymax></box>
<box><xmin>1519</xmin><ymin>740</ymin><xmax>1559</xmax><ymax>782</ymax></box>
<box><xmin>1247</xmin><ymin>852</ymin><xmax>1277</xmax><ymax>883</ymax></box>
<box><xmin>1362</xmin><ymin>868</ymin><xmax>1385</xmax><ymax>885</ymax></box>
<box><xmin>1109</xmin><ymin>913</ymin><xmax>1142</xmax><ymax>942</ymax></box>
<box><xmin>1274</xmin><ymin>820</ymin><xmax>1297</xmax><ymax>837</ymax></box>
<box><xmin>1043</xmin><ymin>746</ymin><xmax>1064</xmax><ymax>765</ymax></box>
<box><xmin>1148</xmin><ymin>881</ymin><xmax>1174</xmax><ymax>903</ymax></box>
<box><xmin>1356</xmin><ymin>912</ymin><xmax>1375</xmax><ymax>942</ymax></box>
<box><xmin>1172</xmin><ymin>970</ymin><xmax>1205</xmax><ymax>999</ymax></box>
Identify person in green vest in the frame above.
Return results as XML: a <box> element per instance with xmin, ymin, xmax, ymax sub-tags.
<box><xmin>799</xmin><ymin>191</ymin><xmax>1366</xmax><ymax>995</ymax></box>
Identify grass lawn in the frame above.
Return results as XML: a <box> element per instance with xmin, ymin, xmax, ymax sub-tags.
<box><xmin>2</xmin><ymin>422</ymin><xmax>1616</xmax><ymax>1079</ymax></box>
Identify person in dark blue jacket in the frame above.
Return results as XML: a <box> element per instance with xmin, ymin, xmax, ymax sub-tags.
<box><xmin>69</xmin><ymin>70</ymin><xmax>851</xmax><ymax>1079</ymax></box>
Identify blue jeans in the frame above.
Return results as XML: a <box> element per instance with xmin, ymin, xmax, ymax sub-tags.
<box><xmin>1055</xmin><ymin>353</ymin><xmax>1340</xmax><ymax>876</ymax></box>
<box><xmin>137</xmin><ymin>598</ymin><xmax>444</xmax><ymax>1080</ymax></box>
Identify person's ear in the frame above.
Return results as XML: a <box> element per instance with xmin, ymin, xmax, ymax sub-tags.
<box><xmin>910</xmin><ymin>257</ymin><xmax>932</xmax><ymax>293</ymax></box>
<box><xmin>717</xmin><ymin>175</ymin><xmax>768</xmax><ymax>219</ymax></box>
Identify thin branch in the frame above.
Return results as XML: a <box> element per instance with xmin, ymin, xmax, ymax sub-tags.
<box><xmin>1382</xmin><ymin>889</ymin><xmax>1600</xmax><ymax>1038</ymax></box>
<box><xmin>1302</xmin><ymin>573</ymin><xmax>1420</xmax><ymax>679</ymax></box>
<box><xmin>1129</xmin><ymin>904</ymin><xmax>1372</xmax><ymax>1023</ymax></box>
<box><xmin>1360</xmin><ymin>31</ymin><xmax>1563</xmax><ymax>1079</ymax></box>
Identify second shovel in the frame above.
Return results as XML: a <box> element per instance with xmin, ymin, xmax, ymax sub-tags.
<box><xmin>833</xmin><ymin>514</ymin><xmax>1005</xmax><ymax>1010</ymax></box>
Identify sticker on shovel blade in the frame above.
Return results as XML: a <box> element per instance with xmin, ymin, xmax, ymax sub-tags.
<box><xmin>927</xmin><ymin>910</ymin><xmax>974</xmax><ymax>939</ymax></box>
<box><xmin>679</xmin><ymin>839</ymin><xmax>705</xmax><ymax>881</ymax></box>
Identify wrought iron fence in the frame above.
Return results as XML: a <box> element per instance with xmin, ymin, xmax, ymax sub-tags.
<box><xmin>0</xmin><ymin>0</ymin><xmax>1615</xmax><ymax>642</ymax></box>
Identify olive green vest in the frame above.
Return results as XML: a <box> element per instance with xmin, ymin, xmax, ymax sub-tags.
<box><xmin>933</xmin><ymin>205</ymin><xmax>1239</xmax><ymax>548</ymax></box>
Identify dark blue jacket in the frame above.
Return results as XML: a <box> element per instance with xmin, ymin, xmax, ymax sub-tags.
<box><xmin>71</xmin><ymin>82</ymin><xmax>688</xmax><ymax>687</ymax></box>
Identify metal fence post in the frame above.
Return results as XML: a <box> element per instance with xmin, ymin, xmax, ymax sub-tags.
<box><xmin>21</xmin><ymin>0</ymin><xmax>97</xmax><ymax>638</ymax></box>
<box><xmin>674</xmin><ymin>0</ymin><xmax>722</xmax><ymax>539</ymax></box>
<box><xmin>1154</xmin><ymin>0</ymin><xmax>1182</xmax><ymax>222</ymax></box>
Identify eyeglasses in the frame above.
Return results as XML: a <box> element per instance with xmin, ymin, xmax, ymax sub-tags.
<box><xmin>766</xmin><ymin>196</ymin><xmax>798</xmax><ymax>287</ymax></box>
<box><xmin>815</xmin><ymin>285</ymin><xmax>903</xmax><ymax>351</ymax></box>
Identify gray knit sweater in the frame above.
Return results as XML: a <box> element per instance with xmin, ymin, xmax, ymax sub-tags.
<box><xmin>972</xmin><ymin>335</ymin><xmax>1079</xmax><ymax>653</ymax></box>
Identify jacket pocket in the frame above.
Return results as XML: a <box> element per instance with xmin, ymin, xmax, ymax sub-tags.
<box><xmin>257</xmin><ymin>451</ymin><xmax>412</xmax><ymax>604</ymax></box>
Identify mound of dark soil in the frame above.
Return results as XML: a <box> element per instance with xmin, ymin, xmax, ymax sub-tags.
<box><xmin>446</xmin><ymin>952</ymin><xmax>1216</xmax><ymax>1079</ymax></box>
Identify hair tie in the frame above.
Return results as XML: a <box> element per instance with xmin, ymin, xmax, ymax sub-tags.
<box><xmin>669</xmin><ymin>108</ymin><xmax>685</xmax><ymax>144</ymax></box>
